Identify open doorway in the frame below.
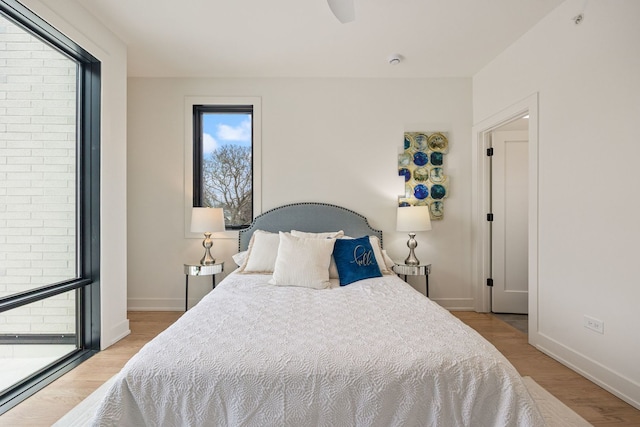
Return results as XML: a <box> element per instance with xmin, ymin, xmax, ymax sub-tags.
<box><xmin>471</xmin><ymin>93</ymin><xmax>539</xmax><ymax>342</ymax></box>
<box><xmin>489</xmin><ymin>119</ymin><xmax>529</xmax><ymax>333</ymax></box>
<box><xmin>490</xmin><ymin>122</ymin><xmax>529</xmax><ymax>314</ymax></box>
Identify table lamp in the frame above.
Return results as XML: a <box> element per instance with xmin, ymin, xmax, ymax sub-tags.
<box><xmin>396</xmin><ymin>205</ymin><xmax>431</xmax><ymax>266</ymax></box>
<box><xmin>190</xmin><ymin>207</ymin><xmax>225</xmax><ymax>265</ymax></box>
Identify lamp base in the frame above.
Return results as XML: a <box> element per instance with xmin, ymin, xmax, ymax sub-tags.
<box><xmin>200</xmin><ymin>253</ymin><xmax>216</xmax><ymax>266</ymax></box>
<box><xmin>200</xmin><ymin>232</ymin><xmax>216</xmax><ymax>265</ymax></box>
<box><xmin>404</xmin><ymin>232</ymin><xmax>420</xmax><ymax>266</ymax></box>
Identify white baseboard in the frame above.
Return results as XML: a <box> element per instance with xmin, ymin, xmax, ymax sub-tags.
<box><xmin>128</xmin><ymin>298</ymin><xmax>185</xmax><ymax>311</ymax></box>
<box><xmin>102</xmin><ymin>318</ymin><xmax>130</xmax><ymax>350</ymax></box>
<box><xmin>431</xmin><ymin>298</ymin><xmax>475</xmax><ymax>311</ymax></box>
<box><xmin>533</xmin><ymin>331</ymin><xmax>640</xmax><ymax>410</ymax></box>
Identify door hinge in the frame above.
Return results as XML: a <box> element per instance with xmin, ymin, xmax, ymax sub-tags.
<box><xmin>487</xmin><ymin>278</ymin><xmax>494</xmax><ymax>287</ymax></box>
<box><xmin>487</xmin><ymin>213</ymin><xmax>494</xmax><ymax>222</ymax></box>
<box><xmin>486</xmin><ymin>147</ymin><xmax>494</xmax><ymax>156</ymax></box>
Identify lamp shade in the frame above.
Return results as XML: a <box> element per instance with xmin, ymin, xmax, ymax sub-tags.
<box><xmin>396</xmin><ymin>206</ymin><xmax>432</xmax><ymax>232</ymax></box>
<box><xmin>190</xmin><ymin>207</ymin><xmax>225</xmax><ymax>233</ymax></box>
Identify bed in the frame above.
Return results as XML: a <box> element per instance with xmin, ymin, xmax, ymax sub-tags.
<box><xmin>91</xmin><ymin>203</ymin><xmax>544</xmax><ymax>426</ymax></box>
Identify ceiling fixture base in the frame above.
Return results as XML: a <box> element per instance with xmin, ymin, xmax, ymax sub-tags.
<box><xmin>388</xmin><ymin>54</ymin><xmax>402</xmax><ymax>65</ymax></box>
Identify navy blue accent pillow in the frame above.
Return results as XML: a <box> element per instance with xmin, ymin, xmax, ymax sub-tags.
<box><xmin>333</xmin><ymin>236</ymin><xmax>383</xmax><ymax>286</ymax></box>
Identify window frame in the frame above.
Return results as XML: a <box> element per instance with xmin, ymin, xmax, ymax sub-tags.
<box><xmin>193</xmin><ymin>104</ymin><xmax>254</xmax><ymax>230</ymax></box>
<box><xmin>0</xmin><ymin>0</ymin><xmax>101</xmax><ymax>414</ymax></box>
<box><xmin>184</xmin><ymin>97</ymin><xmax>262</xmax><ymax>238</ymax></box>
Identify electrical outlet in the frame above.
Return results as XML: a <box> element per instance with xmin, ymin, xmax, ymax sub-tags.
<box><xmin>584</xmin><ymin>315</ymin><xmax>604</xmax><ymax>334</ymax></box>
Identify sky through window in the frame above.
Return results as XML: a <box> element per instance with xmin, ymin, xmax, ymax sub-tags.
<box><xmin>202</xmin><ymin>113</ymin><xmax>251</xmax><ymax>156</ymax></box>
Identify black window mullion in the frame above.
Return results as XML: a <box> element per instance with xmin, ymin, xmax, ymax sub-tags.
<box><xmin>0</xmin><ymin>278</ymin><xmax>92</xmax><ymax>314</ymax></box>
<box><xmin>193</xmin><ymin>106</ymin><xmax>204</xmax><ymax>207</ymax></box>
<box><xmin>80</xmin><ymin>60</ymin><xmax>101</xmax><ymax>350</ymax></box>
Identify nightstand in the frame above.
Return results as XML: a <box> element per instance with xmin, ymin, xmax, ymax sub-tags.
<box><xmin>392</xmin><ymin>263</ymin><xmax>431</xmax><ymax>297</ymax></box>
<box><xmin>183</xmin><ymin>262</ymin><xmax>224</xmax><ymax>311</ymax></box>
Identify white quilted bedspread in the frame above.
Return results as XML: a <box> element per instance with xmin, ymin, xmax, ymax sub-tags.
<box><xmin>91</xmin><ymin>273</ymin><xmax>545</xmax><ymax>427</ymax></box>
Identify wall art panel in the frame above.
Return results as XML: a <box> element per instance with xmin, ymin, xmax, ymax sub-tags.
<box><xmin>398</xmin><ymin>132</ymin><xmax>449</xmax><ymax>219</ymax></box>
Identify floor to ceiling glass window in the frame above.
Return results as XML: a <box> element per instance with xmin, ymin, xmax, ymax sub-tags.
<box><xmin>0</xmin><ymin>0</ymin><xmax>101</xmax><ymax>413</ymax></box>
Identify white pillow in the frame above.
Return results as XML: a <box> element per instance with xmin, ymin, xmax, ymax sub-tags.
<box><xmin>291</xmin><ymin>230</ymin><xmax>345</xmax><ymax>279</ymax></box>
<box><xmin>232</xmin><ymin>251</ymin><xmax>248</xmax><ymax>267</ymax></box>
<box><xmin>381</xmin><ymin>249</ymin><xmax>396</xmax><ymax>269</ymax></box>
<box><xmin>237</xmin><ymin>230</ymin><xmax>281</xmax><ymax>273</ymax></box>
<box><xmin>369</xmin><ymin>235</ymin><xmax>393</xmax><ymax>275</ymax></box>
<box><xmin>268</xmin><ymin>232</ymin><xmax>336</xmax><ymax>289</ymax></box>
<box><xmin>291</xmin><ymin>230</ymin><xmax>345</xmax><ymax>239</ymax></box>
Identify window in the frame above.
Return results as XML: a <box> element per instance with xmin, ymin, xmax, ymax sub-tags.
<box><xmin>0</xmin><ymin>0</ymin><xmax>100</xmax><ymax>413</ymax></box>
<box><xmin>193</xmin><ymin>104</ymin><xmax>255</xmax><ymax>229</ymax></box>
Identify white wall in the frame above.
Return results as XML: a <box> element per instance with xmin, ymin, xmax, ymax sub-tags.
<box><xmin>473</xmin><ymin>0</ymin><xmax>640</xmax><ymax>408</ymax></box>
<box><xmin>22</xmin><ymin>0</ymin><xmax>130</xmax><ymax>350</ymax></box>
<box><xmin>127</xmin><ymin>77</ymin><xmax>473</xmax><ymax>310</ymax></box>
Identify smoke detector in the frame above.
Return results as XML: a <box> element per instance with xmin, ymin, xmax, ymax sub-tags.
<box><xmin>388</xmin><ymin>54</ymin><xmax>402</xmax><ymax>65</ymax></box>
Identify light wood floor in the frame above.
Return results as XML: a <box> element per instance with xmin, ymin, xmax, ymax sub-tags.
<box><xmin>1</xmin><ymin>311</ymin><xmax>639</xmax><ymax>426</ymax></box>
<box><xmin>453</xmin><ymin>312</ymin><xmax>640</xmax><ymax>426</ymax></box>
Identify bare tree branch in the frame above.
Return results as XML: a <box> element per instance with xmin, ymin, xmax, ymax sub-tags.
<box><xmin>202</xmin><ymin>145</ymin><xmax>252</xmax><ymax>226</ymax></box>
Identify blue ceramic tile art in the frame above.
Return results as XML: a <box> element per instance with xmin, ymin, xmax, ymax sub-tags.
<box><xmin>398</xmin><ymin>132</ymin><xmax>450</xmax><ymax>219</ymax></box>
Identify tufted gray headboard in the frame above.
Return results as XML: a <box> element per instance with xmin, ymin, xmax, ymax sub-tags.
<box><xmin>238</xmin><ymin>202</ymin><xmax>383</xmax><ymax>251</ymax></box>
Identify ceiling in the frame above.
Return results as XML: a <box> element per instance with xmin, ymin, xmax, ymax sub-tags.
<box><xmin>74</xmin><ymin>0</ymin><xmax>564</xmax><ymax>78</ymax></box>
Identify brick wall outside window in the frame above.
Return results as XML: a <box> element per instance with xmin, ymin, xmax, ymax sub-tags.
<box><xmin>0</xmin><ymin>17</ymin><xmax>77</xmax><ymax>336</ymax></box>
